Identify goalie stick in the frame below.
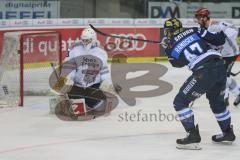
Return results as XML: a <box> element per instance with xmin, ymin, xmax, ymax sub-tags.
<box><xmin>89</xmin><ymin>24</ymin><xmax>166</xmax><ymax>45</ymax></box>
<box><xmin>50</xmin><ymin>62</ymin><xmax>70</xmax><ymax>100</ymax></box>
<box><xmin>50</xmin><ymin>62</ymin><xmax>60</xmax><ymax>80</ymax></box>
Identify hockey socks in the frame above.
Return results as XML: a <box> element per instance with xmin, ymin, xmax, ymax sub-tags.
<box><xmin>177</xmin><ymin>108</ymin><xmax>195</xmax><ymax>131</ymax></box>
<box><xmin>214</xmin><ymin>110</ymin><xmax>231</xmax><ymax>132</ymax></box>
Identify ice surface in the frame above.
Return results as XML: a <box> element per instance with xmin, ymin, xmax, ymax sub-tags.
<box><xmin>0</xmin><ymin>62</ymin><xmax>240</xmax><ymax>160</ymax></box>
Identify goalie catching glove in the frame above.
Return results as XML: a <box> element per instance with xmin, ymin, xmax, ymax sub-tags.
<box><xmin>53</xmin><ymin>76</ymin><xmax>73</xmax><ymax>93</ymax></box>
<box><xmin>100</xmin><ymin>80</ymin><xmax>121</xmax><ymax>95</ymax></box>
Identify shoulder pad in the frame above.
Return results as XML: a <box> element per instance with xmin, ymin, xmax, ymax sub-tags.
<box><xmin>68</xmin><ymin>42</ymin><xmax>83</xmax><ymax>51</ymax></box>
<box><xmin>211</xmin><ymin>20</ymin><xmax>220</xmax><ymax>25</ymax></box>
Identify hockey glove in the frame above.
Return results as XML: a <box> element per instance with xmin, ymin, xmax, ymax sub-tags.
<box><xmin>53</xmin><ymin>76</ymin><xmax>73</xmax><ymax>93</ymax></box>
<box><xmin>100</xmin><ymin>80</ymin><xmax>121</xmax><ymax>95</ymax></box>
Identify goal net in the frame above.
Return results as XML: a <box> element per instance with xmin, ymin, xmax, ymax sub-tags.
<box><xmin>0</xmin><ymin>31</ymin><xmax>62</xmax><ymax>107</ymax></box>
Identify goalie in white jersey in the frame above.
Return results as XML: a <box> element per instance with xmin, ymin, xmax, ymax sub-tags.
<box><xmin>195</xmin><ymin>8</ymin><xmax>240</xmax><ymax>107</ymax></box>
<box><xmin>52</xmin><ymin>27</ymin><xmax>118</xmax><ymax>119</ymax></box>
<box><xmin>65</xmin><ymin>27</ymin><xmax>109</xmax><ymax>89</ymax></box>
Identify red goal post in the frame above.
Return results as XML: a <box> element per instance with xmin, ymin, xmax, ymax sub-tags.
<box><xmin>0</xmin><ymin>31</ymin><xmax>62</xmax><ymax>107</ymax></box>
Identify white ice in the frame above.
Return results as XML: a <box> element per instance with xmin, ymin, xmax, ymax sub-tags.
<box><xmin>0</xmin><ymin>62</ymin><xmax>240</xmax><ymax>160</ymax></box>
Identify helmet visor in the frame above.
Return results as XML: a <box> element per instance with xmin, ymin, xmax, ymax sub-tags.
<box><xmin>82</xmin><ymin>39</ymin><xmax>92</xmax><ymax>46</ymax></box>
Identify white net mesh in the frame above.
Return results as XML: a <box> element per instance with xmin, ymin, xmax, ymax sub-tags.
<box><xmin>0</xmin><ymin>32</ymin><xmax>20</xmax><ymax>107</ymax></box>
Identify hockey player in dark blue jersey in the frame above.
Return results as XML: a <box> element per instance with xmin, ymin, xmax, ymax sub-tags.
<box><xmin>164</xmin><ymin>18</ymin><xmax>236</xmax><ymax>150</ymax></box>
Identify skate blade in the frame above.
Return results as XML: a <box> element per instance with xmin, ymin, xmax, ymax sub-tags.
<box><xmin>176</xmin><ymin>143</ymin><xmax>202</xmax><ymax>150</ymax></box>
<box><xmin>212</xmin><ymin>141</ymin><xmax>234</xmax><ymax>145</ymax></box>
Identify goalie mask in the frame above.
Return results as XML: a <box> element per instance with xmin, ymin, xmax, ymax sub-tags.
<box><xmin>163</xmin><ymin>18</ymin><xmax>183</xmax><ymax>40</ymax></box>
<box><xmin>81</xmin><ymin>27</ymin><xmax>97</xmax><ymax>50</ymax></box>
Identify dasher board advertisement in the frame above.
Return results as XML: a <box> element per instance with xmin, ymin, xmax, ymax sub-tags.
<box><xmin>0</xmin><ymin>0</ymin><xmax>60</xmax><ymax>19</ymax></box>
<box><xmin>149</xmin><ymin>2</ymin><xmax>240</xmax><ymax>18</ymax></box>
<box><xmin>0</xmin><ymin>27</ymin><xmax>160</xmax><ymax>64</ymax></box>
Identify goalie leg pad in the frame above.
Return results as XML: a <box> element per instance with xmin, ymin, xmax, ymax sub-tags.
<box><xmin>51</xmin><ymin>96</ymin><xmax>96</xmax><ymax>121</ymax></box>
<box><xmin>54</xmin><ymin>99</ymin><xmax>76</xmax><ymax>120</ymax></box>
<box><xmin>70</xmin><ymin>99</ymin><xmax>87</xmax><ymax>116</ymax></box>
<box><xmin>92</xmin><ymin>91</ymin><xmax>119</xmax><ymax>117</ymax></box>
<box><xmin>49</xmin><ymin>95</ymin><xmax>67</xmax><ymax>114</ymax></box>
<box><xmin>55</xmin><ymin>99</ymin><xmax>95</xmax><ymax>121</ymax></box>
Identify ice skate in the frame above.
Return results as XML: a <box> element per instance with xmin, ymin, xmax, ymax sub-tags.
<box><xmin>176</xmin><ymin>125</ymin><xmax>201</xmax><ymax>150</ymax></box>
<box><xmin>212</xmin><ymin>125</ymin><xmax>236</xmax><ymax>144</ymax></box>
<box><xmin>233</xmin><ymin>95</ymin><xmax>240</xmax><ymax>107</ymax></box>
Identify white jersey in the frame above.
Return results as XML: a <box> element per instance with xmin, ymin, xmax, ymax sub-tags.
<box><xmin>64</xmin><ymin>43</ymin><xmax>109</xmax><ymax>88</ymax></box>
<box><xmin>208</xmin><ymin>20</ymin><xmax>239</xmax><ymax>57</ymax></box>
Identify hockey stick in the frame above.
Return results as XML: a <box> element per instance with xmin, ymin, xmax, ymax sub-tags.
<box><xmin>50</xmin><ymin>62</ymin><xmax>69</xmax><ymax>97</ymax></box>
<box><xmin>50</xmin><ymin>62</ymin><xmax>60</xmax><ymax>79</ymax></box>
<box><xmin>230</xmin><ymin>70</ymin><xmax>240</xmax><ymax>76</ymax></box>
<box><xmin>89</xmin><ymin>24</ymin><xmax>166</xmax><ymax>45</ymax></box>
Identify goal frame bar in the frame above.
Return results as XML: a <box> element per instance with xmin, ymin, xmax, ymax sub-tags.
<box><xmin>17</xmin><ymin>31</ymin><xmax>62</xmax><ymax>106</ymax></box>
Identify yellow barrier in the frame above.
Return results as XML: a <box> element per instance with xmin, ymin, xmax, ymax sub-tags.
<box><xmin>108</xmin><ymin>56</ymin><xmax>168</xmax><ymax>63</ymax></box>
<box><xmin>24</xmin><ymin>61</ymin><xmax>53</xmax><ymax>69</ymax></box>
<box><xmin>24</xmin><ymin>57</ymin><xmax>168</xmax><ymax>69</ymax></box>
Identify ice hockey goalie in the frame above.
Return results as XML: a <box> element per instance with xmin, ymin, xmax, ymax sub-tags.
<box><xmin>49</xmin><ymin>27</ymin><xmax>120</xmax><ymax>121</ymax></box>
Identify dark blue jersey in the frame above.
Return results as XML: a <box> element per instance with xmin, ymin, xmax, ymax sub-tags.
<box><xmin>165</xmin><ymin>27</ymin><xmax>226</xmax><ymax>69</ymax></box>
